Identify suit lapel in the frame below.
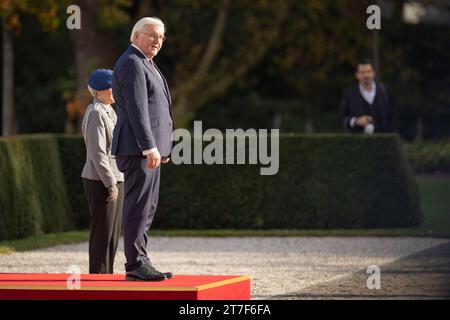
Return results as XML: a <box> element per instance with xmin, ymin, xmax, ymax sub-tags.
<box><xmin>129</xmin><ymin>45</ymin><xmax>171</xmax><ymax>106</ymax></box>
<box><xmin>142</xmin><ymin>59</ymin><xmax>171</xmax><ymax>105</ymax></box>
<box><xmin>153</xmin><ymin>63</ymin><xmax>172</xmax><ymax>106</ymax></box>
<box><xmin>142</xmin><ymin>59</ymin><xmax>160</xmax><ymax>82</ymax></box>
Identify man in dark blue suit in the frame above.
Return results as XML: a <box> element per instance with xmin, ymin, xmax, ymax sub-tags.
<box><xmin>112</xmin><ymin>17</ymin><xmax>174</xmax><ymax>281</ymax></box>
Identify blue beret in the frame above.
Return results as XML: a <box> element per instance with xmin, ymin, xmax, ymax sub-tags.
<box><xmin>88</xmin><ymin>69</ymin><xmax>113</xmax><ymax>91</ymax></box>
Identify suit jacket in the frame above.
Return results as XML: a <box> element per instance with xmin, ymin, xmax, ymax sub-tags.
<box><xmin>111</xmin><ymin>45</ymin><xmax>174</xmax><ymax>157</ymax></box>
<box><xmin>81</xmin><ymin>99</ymin><xmax>124</xmax><ymax>187</ymax></box>
<box><xmin>338</xmin><ymin>82</ymin><xmax>397</xmax><ymax>133</ymax></box>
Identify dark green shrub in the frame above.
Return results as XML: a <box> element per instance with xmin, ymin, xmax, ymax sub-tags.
<box><xmin>404</xmin><ymin>140</ymin><xmax>450</xmax><ymax>174</ymax></box>
<box><xmin>154</xmin><ymin>134</ymin><xmax>422</xmax><ymax>229</ymax></box>
<box><xmin>55</xmin><ymin>134</ymin><xmax>89</xmax><ymax>229</ymax></box>
<box><xmin>0</xmin><ymin>133</ymin><xmax>422</xmax><ymax>240</ymax></box>
<box><xmin>0</xmin><ymin>135</ymin><xmax>71</xmax><ymax>240</ymax></box>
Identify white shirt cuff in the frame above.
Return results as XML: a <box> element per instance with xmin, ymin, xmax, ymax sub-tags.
<box><xmin>364</xmin><ymin>124</ymin><xmax>375</xmax><ymax>135</ymax></box>
<box><xmin>142</xmin><ymin>147</ymin><xmax>158</xmax><ymax>156</ymax></box>
<box><xmin>349</xmin><ymin>117</ymin><xmax>356</xmax><ymax>128</ymax></box>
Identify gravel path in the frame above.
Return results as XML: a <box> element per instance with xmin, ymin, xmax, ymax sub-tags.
<box><xmin>0</xmin><ymin>237</ymin><xmax>449</xmax><ymax>299</ymax></box>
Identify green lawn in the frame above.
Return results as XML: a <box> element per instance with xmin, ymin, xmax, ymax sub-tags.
<box><xmin>0</xmin><ymin>231</ymin><xmax>89</xmax><ymax>255</ymax></box>
<box><xmin>415</xmin><ymin>177</ymin><xmax>450</xmax><ymax>238</ymax></box>
<box><xmin>0</xmin><ymin>178</ymin><xmax>449</xmax><ymax>254</ymax></box>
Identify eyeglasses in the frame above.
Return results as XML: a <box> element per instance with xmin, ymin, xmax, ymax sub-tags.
<box><xmin>139</xmin><ymin>32</ymin><xmax>166</xmax><ymax>42</ymax></box>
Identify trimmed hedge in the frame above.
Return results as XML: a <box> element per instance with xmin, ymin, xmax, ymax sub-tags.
<box><xmin>56</xmin><ymin>134</ymin><xmax>89</xmax><ymax>229</ymax></box>
<box><xmin>0</xmin><ymin>135</ymin><xmax>71</xmax><ymax>240</ymax></box>
<box><xmin>0</xmin><ymin>133</ymin><xmax>422</xmax><ymax>240</ymax></box>
<box><xmin>155</xmin><ymin>134</ymin><xmax>422</xmax><ymax>229</ymax></box>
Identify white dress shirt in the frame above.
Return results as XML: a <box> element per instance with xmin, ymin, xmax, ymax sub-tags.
<box><xmin>359</xmin><ymin>82</ymin><xmax>376</xmax><ymax>105</ymax></box>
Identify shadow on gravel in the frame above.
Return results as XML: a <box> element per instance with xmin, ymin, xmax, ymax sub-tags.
<box><xmin>266</xmin><ymin>241</ymin><xmax>450</xmax><ymax>300</ymax></box>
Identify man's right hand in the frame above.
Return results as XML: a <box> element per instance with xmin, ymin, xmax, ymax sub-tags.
<box><xmin>147</xmin><ymin>149</ymin><xmax>161</xmax><ymax>169</ymax></box>
<box><xmin>355</xmin><ymin>116</ymin><xmax>373</xmax><ymax>127</ymax></box>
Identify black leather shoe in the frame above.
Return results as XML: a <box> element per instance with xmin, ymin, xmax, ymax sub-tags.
<box><xmin>142</xmin><ymin>263</ymin><xmax>174</xmax><ymax>280</ymax></box>
<box><xmin>143</xmin><ymin>263</ymin><xmax>174</xmax><ymax>280</ymax></box>
<box><xmin>125</xmin><ymin>264</ymin><xmax>166</xmax><ymax>282</ymax></box>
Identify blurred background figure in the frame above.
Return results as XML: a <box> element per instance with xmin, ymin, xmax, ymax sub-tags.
<box><xmin>81</xmin><ymin>69</ymin><xmax>124</xmax><ymax>274</ymax></box>
<box><xmin>338</xmin><ymin>58</ymin><xmax>396</xmax><ymax>135</ymax></box>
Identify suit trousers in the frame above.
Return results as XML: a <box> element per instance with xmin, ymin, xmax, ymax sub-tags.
<box><xmin>115</xmin><ymin>156</ymin><xmax>161</xmax><ymax>272</ymax></box>
<box><xmin>83</xmin><ymin>178</ymin><xmax>124</xmax><ymax>274</ymax></box>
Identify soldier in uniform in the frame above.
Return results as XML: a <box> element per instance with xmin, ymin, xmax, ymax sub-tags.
<box><xmin>81</xmin><ymin>69</ymin><xmax>124</xmax><ymax>274</ymax></box>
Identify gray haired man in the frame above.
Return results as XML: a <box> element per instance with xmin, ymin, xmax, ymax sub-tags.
<box><xmin>112</xmin><ymin>17</ymin><xmax>174</xmax><ymax>281</ymax></box>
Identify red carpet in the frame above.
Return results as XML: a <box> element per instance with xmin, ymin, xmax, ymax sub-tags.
<box><xmin>0</xmin><ymin>273</ymin><xmax>250</xmax><ymax>300</ymax></box>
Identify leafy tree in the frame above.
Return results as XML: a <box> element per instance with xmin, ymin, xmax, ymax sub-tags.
<box><xmin>1</xmin><ymin>0</ymin><xmax>63</xmax><ymax>135</ymax></box>
<box><xmin>0</xmin><ymin>0</ymin><xmax>131</xmax><ymax>133</ymax></box>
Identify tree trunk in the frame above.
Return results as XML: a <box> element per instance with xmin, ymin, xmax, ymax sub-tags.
<box><xmin>2</xmin><ymin>17</ymin><xmax>16</xmax><ymax>136</ymax></box>
<box><xmin>171</xmin><ymin>0</ymin><xmax>230</xmax><ymax>126</ymax></box>
<box><xmin>172</xmin><ymin>0</ymin><xmax>292</xmax><ymax>128</ymax></box>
